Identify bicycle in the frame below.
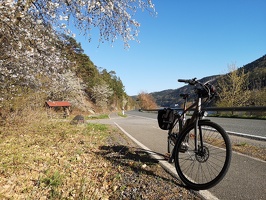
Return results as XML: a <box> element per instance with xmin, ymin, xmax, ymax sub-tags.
<box><xmin>157</xmin><ymin>78</ymin><xmax>232</xmax><ymax>190</ymax></box>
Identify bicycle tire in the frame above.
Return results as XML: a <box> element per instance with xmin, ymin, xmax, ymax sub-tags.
<box><xmin>174</xmin><ymin>120</ymin><xmax>231</xmax><ymax>190</ymax></box>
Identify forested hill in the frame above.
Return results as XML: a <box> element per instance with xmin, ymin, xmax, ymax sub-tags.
<box><xmin>242</xmin><ymin>54</ymin><xmax>266</xmax><ymax>72</ymax></box>
<box><xmin>150</xmin><ymin>75</ymin><xmax>220</xmax><ymax>107</ymax></box>
<box><xmin>150</xmin><ymin>54</ymin><xmax>266</xmax><ymax>107</ymax></box>
<box><xmin>240</xmin><ymin>54</ymin><xmax>266</xmax><ymax>90</ymax></box>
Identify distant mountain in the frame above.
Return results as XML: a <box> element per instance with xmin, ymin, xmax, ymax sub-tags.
<box><xmin>151</xmin><ymin>75</ymin><xmax>221</xmax><ymax>107</ymax></box>
<box><xmin>150</xmin><ymin>55</ymin><xmax>266</xmax><ymax>107</ymax></box>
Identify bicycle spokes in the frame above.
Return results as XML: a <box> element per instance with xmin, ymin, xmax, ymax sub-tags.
<box><xmin>175</xmin><ymin>121</ymin><xmax>231</xmax><ymax>190</ymax></box>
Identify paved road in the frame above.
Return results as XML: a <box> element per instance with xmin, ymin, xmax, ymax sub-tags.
<box><xmin>129</xmin><ymin>110</ymin><xmax>266</xmax><ymax>138</ymax></box>
<box><xmin>95</xmin><ymin>111</ymin><xmax>266</xmax><ymax>200</ymax></box>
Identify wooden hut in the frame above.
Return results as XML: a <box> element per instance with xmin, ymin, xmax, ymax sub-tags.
<box><xmin>45</xmin><ymin>101</ymin><xmax>71</xmax><ymax>118</ymax></box>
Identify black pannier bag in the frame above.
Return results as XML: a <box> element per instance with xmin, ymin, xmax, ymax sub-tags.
<box><xmin>157</xmin><ymin>108</ymin><xmax>175</xmax><ymax>130</ymax></box>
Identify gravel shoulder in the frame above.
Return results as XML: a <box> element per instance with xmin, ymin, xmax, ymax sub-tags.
<box><xmin>102</xmin><ymin>126</ymin><xmax>202</xmax><ymax>199</ymax></box>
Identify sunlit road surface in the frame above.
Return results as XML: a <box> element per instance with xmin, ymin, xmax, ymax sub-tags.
<box><xmin>88</xmin><ymin>111</ymin><xmax>266</xmax><ymax>199</ymax></box>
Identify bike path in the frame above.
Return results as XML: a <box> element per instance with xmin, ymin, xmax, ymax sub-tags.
<box><xmin>88</xmin><ymin>113</ymin><xmax>266</xmax><ymax>200</ymax></box>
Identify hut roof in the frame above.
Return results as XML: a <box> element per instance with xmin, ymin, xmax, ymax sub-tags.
<box><xmin>46</xmin><ymin>101</ymin><xmax>71</xmax><ymax>107</ymax></box>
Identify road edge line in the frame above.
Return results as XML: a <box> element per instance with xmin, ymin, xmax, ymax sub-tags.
<box><xmin>113</xmin><ymin>122</ymin><xmax>219</xmax><ymax>200</ymax></box>
<box><xmin>227</xmin><ymin>131</ymin><xmax>266</xmax><ymax>141</ymax></box>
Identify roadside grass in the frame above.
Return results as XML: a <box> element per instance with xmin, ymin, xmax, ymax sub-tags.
<box><xmin>232</xmin><ymin>142</ymin><xmax>266</xmax><ymax>161</ymax></box>
<box><xmin>87</xmin><ymin>112</ymin><xmax>127</xmax><ymax>119</ymax></box>
<box><xmin>0</xmin><ymin>116</ymin><xmax>120</xmax><ymax>199</ymax></box>
<box><xmin>208</xmin><ymin>113</ymin><xmax>266</xmax><ymax>120</ymax></box>
<box><xmin>117</xmin><ymin>112</ymin><xmax>127</xmax><ymax>117</ymax></box>
<box><xmin>0</xmin><ymin>112</ymin><xmax>201</xmax><ymax>199</ymax></box>
<box><xmin>205</xmin><ymin>137</ymin><xmax>265</xmax><ymax>161</ymax></box>
<box><xmin>87</xmin><ymin>114</ymin><xmax>109</xmax><ymax>120</ymax></box>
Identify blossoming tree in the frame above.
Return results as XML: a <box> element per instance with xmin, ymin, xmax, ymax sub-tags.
<box><xmin>1</xmin><ymin>0</ymin><xmax>155</xmax><ymax>47</ymax></box>
<box><xmin>0</xmin><ymin>0</ymin><xmax>155</xmax><ymax>111</ymax></box>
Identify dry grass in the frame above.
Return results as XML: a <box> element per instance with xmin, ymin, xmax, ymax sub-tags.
<box><xmin>0</xmin><ymin>116</ymin><xmax>114</xmax><ymax>199</ymax></box>
<box><xmin>232</xmin><ymin>142</ymin><xmax>266</xmax><ymax>161</ymax></box>
<box><xmin>204</xmin><ymin>136</ymin><xmax>266</xmax><ymax>161</ymax></box>
<box><xmin>0</xmin><ymin>111</ymin><xmax>201</xmax><ymax>199</ymax></box>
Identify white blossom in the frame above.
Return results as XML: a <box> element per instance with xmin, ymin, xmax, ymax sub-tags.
<box><xmin>1</xmin><ymin>0</ymin><xmax>155</xmax><ymax>48</ymax></box>
<box><xmin>59</xmin><ymin>15</ymin><xmax>69</xmax><ymax>21</ymax></box>
<box><xmin>0</xmin><ymin>0</ymin><xmax>156</xmax><ymax>106</ymax></box>
<box><xmin>36</xmin><ymin>19</ymin><xmax>43</xmax><ymax>24</ymax></box>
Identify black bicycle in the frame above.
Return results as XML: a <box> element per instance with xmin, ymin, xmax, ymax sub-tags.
<box><xmin>157</xmin><ymin>78</ymin><xmax>232</xmax><ymax>190</ymax></box>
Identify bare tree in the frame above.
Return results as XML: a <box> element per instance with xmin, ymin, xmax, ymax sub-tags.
<box><xmin>137</xmin><ymin>92</ymin><xmax>157</xmax><ymax>110</ymax></box>
<box><xmin>217</xmin><ymin>64</ymin><xmax>251</xmax><ymax>107</ymax></box>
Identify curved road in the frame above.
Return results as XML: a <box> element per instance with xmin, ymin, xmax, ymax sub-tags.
<box><xmin>98</xmin><ymin>111</ymin><xmax>266</xmax><ymax>200</ymax></box>
<box><xmin>128</xmin><ymin>110</ymin><xmax>266</xmax><ymax>138</ymax></box>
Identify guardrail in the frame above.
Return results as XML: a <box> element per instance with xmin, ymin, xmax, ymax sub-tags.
<box><xmin>140</xmin><ymin>106</ymin><xmax>266</xmax><ymax>141</ymax></box>
<box><xmin>202</xmin><ymin>106</ymin><xmax>266</xmax><ymax>112</ymax></box>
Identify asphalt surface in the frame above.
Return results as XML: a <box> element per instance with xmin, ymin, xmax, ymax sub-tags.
<box><xmin>205</xmin><ymin>116</ymin><xmax>266</xmax><ymax>139</ymax></box>
<box><xmin>88</xmin><ymin>111</ymin><xmax>266</xmax><ymax>200</ymax></box>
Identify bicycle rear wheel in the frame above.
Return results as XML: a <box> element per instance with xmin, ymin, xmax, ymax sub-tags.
<box><xmin>174</xmin><ymin>120</ymin><xmax>231</xmax><ymax>190</ymax></box>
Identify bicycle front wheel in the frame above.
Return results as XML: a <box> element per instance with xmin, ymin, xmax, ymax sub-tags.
<box><xmin>174</xmin><ymin>120</ymin><xmax>231</xmax><ymax>190</ymax></box>
<box><xmin>167</xmin><ymin>119</ymin><xmax>179</xmax><ymax>154</ymax></box>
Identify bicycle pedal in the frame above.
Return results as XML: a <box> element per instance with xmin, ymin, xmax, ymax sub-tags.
<box><xmin>168</xmin><ymin>157</ymin><xmax>174</xmax><ymax>163</ymax></box>
<box><xmin>164</xmin><ymin>153</ymin><xmax>174</xmax><ymax>163</ymax></box>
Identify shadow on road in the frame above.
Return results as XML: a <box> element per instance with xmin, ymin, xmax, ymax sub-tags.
<box><xmin>96</xmin><ymin>144</ymin><xmax>183</xmax><ymax>187</ymax></box>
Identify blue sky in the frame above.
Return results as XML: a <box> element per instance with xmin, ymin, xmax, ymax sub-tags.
<box><xmin>75</xmin><ymin>0</ymin><xmax>266</xmax><ymax>96</ymax></box>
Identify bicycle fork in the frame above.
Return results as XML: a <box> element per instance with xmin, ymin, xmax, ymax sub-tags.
<box><xmin>194</xmin><ymin>119</ymin><xmax>204</xmax><ymax>153</ymax></box>
<box><xmin>194</xmin><ymin>97</ymin><xmax>205</xmax><ymax>154</ymax></box>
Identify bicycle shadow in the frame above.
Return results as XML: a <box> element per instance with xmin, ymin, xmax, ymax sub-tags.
<box><xmin>96</xmin><ymin>144</ymin><xmax>183</xmax><ymax>187</ymax></box>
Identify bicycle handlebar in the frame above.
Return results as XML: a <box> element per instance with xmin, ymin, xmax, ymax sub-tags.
<box><xmin>177</xmin><ymin>79</ymin><xmax>188</xmax><ymax>83</ymax></box>
<box><xmin>178</xmin><ymin>78</ymin><xmax>217</xmax><ymax>100</ymax></box>
<box><xmin>178</xmin><ymin>78</ymin><xmax>198</xmax><ymax>85</ymax></box>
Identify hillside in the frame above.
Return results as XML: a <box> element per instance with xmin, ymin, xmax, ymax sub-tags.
<box><xmin>151</xmin><ymin>75</ymin><xmax>220</xmax><ymax>107</ymax></box>
<box><xmin>1</xmin><ymin>2</ymin><xmax>141</xmax><ymax>117</ymax></box>
<box><xmin>1</xmin><ymin>28</ymin><xmax>135</xmax><ymax>116</ymax></box>
<box><xmin>241</xmin><ymin>55</ymin><xmax>266</xmax><ymax>90</ymax></box>
<box><xmin>150</xmin><ymin>55</ymin><xmax>266</xmax><ymax>107</ymax></box>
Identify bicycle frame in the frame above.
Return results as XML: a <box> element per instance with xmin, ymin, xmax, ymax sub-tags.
<box><xmin>168</xmin><ymin>78</ymin><xmax>232</xmax><ymax>190</ymax></box>
<box><xmin>173</xmin><ymin>94</ymin><xmax>205</xmax><ymax>153</ymax></box>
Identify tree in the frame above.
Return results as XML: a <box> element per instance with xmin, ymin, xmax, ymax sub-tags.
<box><xmin>62</xmin><ymin>34</ymin><xmax>84</xmax><ymax>55</ymax></box>
<box><xmin>0</xmin><ymin>4</ymin><xmax>85</xmax><ymax>111</ymax></box>
<box><xmin>1</xmin><ymin>0</ymin><xmax>156</xmax><ymax>48</ymax></box>
<box><xmin>216</xmin><ymin>64</ymin><xmax>251</xmax><ymax>107</ymax></box>
<box><xmin>137</xmin><ymin>92</ymin><xmax>157</xmax><ymax>110</ymax></box>
<box><xmin>1</xmin><ymin>0</ymin><xmax>155</xmax><ymax>111</ymax></box>
<box><xmin>91</xmin><ymin>82</ymin><xmax>113</xmax><ymax>109</ymax></box>
<box><xmin>99</xmin><ymin>69</ymin><xmax>126</xmax><ymax>108</ymax></box>
<box><xmin>249</xmin><ymin>88</ymin><xmax>266</xmax><ymax>106</ymax></box>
